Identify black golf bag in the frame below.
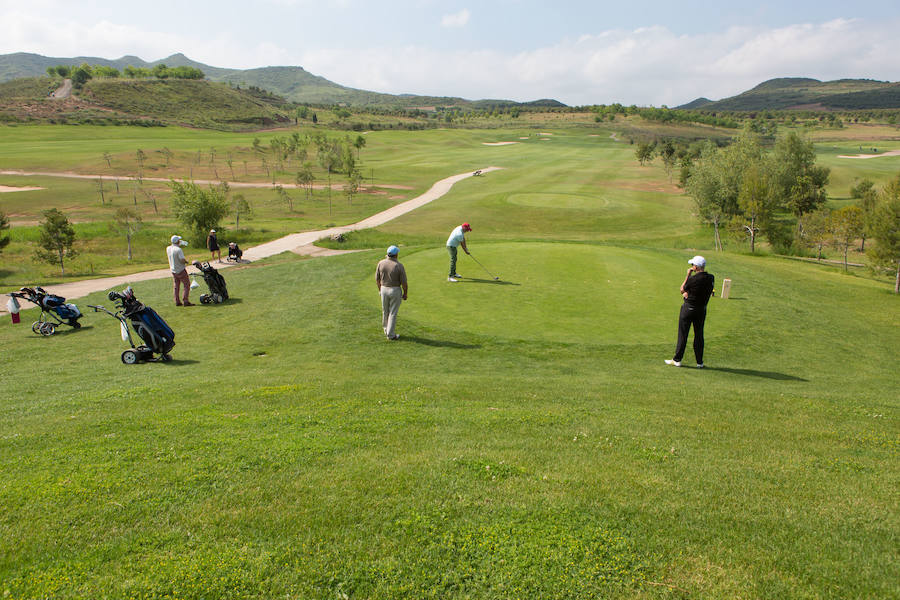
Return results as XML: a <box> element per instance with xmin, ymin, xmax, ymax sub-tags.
<box><xmin>89</xmin><ymin>287</ymin><xmax>175</xmax><ymax>363</ymax></box>
<box><xmin>9</xmin><ymin>286</ymin><xmax>83</xmax><ymax>336</ymax></box>
<box><xmin>192</xmin><ymin>260</ymin><xmax>229</xmax><ymax>304</ymax></box>
<box><xmin>227</xmin><ymin>242</ymin><xmax>243</xmax><ymax>262</ymax></box>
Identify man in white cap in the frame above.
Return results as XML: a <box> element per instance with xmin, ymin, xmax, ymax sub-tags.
<box><xmin>375</xmin><ymin>245</ymin><xmax>407</xmax><ymax>340</ymax></box>
<box><xmin>666</xmin><ymin>255</ymin><xmax>714</xmax><ymax>368</ymax></box>
<box><xmin>167</xmin><ymin>235</ymin><xmax>193</xmax><ymax>306</ymax></box>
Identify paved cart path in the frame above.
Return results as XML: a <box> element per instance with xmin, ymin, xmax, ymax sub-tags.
<box><xmin>2</xmin><ymin>167</ymin><xmax>501</xmax><ymax>312</ymax></box>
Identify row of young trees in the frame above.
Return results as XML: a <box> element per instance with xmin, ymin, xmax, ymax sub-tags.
<box><xmin>47</xmin><ymin>63</ymin><xmax>204</xmax><ymax>86</ymax></box>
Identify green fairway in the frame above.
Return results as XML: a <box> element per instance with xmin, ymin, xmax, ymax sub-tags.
<box><xmin>0</xmin><ymin>122</ymin><xmax>898</xmax><ymax>599</ymax></box>
<box><xmin>390</xmin><ymin>243</ymin><xmax>742</xmax><ymax>346</ymax></box>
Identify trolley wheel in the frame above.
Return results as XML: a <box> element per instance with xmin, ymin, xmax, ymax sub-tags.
<box><xmin>200</xmin><ymin>295</ymin><xmax>210</xmax><ymax>304</ymax></box>
<box><xmin>213</xmin><ymin>293</ymin><xmax>223</xmax><ymax>304</ymax></box>
<box><xmin>161</xmin><ymin>354</ymin><xmax>173</xmax><ymax>362</ymax></box>
<box><xmin>71</xmin><ymin>321</ymin><xmax>82</xmax><ymax>329</ymax></box>
<box><xmin>40</xmin><ymin>322</ymin><xmax>56</xmax><ymax>336</ymax></box>
<box><xmin>121</xmin><ymin>349</ymin><xmax>139</xmax><ymax>364</ymax></box>
<box><xmin>32</xmin><ymin>321</ymin><xmax>43</xmax><ymax>334</ymax></box>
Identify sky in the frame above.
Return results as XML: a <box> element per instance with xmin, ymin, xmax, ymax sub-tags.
<box><xmin>2</xmin><ymin>0</ymin><xmax>900</xmax><ymax>106</ymax></box>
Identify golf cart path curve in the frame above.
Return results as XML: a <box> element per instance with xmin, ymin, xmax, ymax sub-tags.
<box><xmin>2</xmin><ymin>167</ymin><xmax>501</xmax><ymax>311</ymax></box>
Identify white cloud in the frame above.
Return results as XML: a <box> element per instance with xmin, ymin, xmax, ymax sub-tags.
<box><xmin>441</xmin><ymin>9</ymin><xmax>471</xmax><ymax>28</ymax></box>
<box><xmin>303</xmin><ymin>18</ymin><xmax>900</xmax><ymax>106</ymax></box>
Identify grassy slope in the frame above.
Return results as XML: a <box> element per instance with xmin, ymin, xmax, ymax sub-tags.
<box><xmin>0</xmin><ymin>123</ymin><xmax>898</xmax><ymax>598</ymax></box>
<box><xmin>80</xmin><ymin>79</ymin><xmax>289</xmax><ymax>128</ymax></box>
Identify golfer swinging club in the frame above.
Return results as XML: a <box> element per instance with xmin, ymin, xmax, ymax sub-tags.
<box><xmin>446</xmin><ymin>222</ymin><xmax>471</xmax><ymax>282</ymax></box>
<box><xmin>666</xmin><ymin>255</ymin><xmax>714</xmax><ymax>368</ymax></box>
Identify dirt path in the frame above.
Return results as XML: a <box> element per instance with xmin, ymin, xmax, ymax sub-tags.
<box><xmin>0</xmin><ymin>170</ymin><xmax>352</xmax><ymax>191</ymax></box>
<box><xmin>2</xmin><ymin>167</ymin><xmax>502</xmax><ymax>312</ymax></box>
<box><xmin>51</xmin><ymin>79</ymin><xmax>72</xmax><ymax>99</ymax></box>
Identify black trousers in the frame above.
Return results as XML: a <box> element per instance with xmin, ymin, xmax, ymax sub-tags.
<box><xmin>673</xmin><ymin>303</ymin><xmax>706</xmax><ymax>364</ymax></box>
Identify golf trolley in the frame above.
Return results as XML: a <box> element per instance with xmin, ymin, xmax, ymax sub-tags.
<box><xmin>88</xmin><ymin>286</ymin><xmax>175</xmax><ymax>364</ymax></box>
<box><xmin>8</xmin><ymin>286</ymin><xmax>83</xmax><ymax>336</ymax></box>
<box><xmin>192</xmin><ymin>260</ymin><xmax>229</xmax><ymax>304</ymax></box>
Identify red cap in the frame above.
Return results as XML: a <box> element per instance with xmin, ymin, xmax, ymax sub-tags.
<box><xmin>462</xmin><ymin>222</ymin><xmax>471</xmax><ymax>231</ymax></box>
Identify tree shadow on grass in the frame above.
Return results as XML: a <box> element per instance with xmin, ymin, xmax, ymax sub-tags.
<box><xmin>706</xmin><ymin>366</ymin><xmax>807</xmax><ymax>381</ymax></box>
<box><xmin>459</xmin><ymin>277</ymin><xmax>520</xmax><ymax>286</ymax></box>
<box><xmin>401</xmin><ymin>335</ymin><xmax>481</xmax><ymax>349</ymax></box>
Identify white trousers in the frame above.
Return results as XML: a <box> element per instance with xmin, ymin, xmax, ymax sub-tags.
<box><xmin>380</xmin><ymin>286</ymin><xmax>403</xmax><ymax>338</ymax></box>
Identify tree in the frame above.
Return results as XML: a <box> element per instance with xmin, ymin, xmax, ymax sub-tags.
<box><xmin>851</xmin><ymin>179</ymin><xmax>879</xmax><ymax>252</ymax></box>
<box><xmin>161</xmin><ymin>147</ymin><xmax>174</xmax><ymax>169</ymax></box>
<box><xmin>635</xmin><ymin>141</ymin><xmax>656</xmax><ymax>166</ymax></box>
<box><xmin>295</xmin><ymin>164</ymin><xmax>315</xmax><ymax>203</ymax></box>
<box><xmin>344</xmin><ymin>168</ymin><xmax>362</xmax><ymax>205</ymax></box>
<box><xmin>274</xmin><ymin>184</ymin><xmax>293</xmax><ymax>212</ymax></box>
<box><xmin>232</xmin><ymin>194</ymin><xmax>251</xmax><ymax>230</ymax></box>
<box><xmin>868</xmin><ymin>176</ymin><xmax>900</xmax><ymax>292</ymax></box>
<box><xmin>774</xmin><ymin>131</ymin><xmax>829</xmax><ymax>237</ymax></box>
<box><xmin>341</xmin><ymin>140</ymin><xmax>356</xmax><ymax>174</ymax></box>
<box><xmin>135</xmin><ymin>149</ymin><xmax>146</xmax><ymax>180</ymax></box>
<box><xmin>113</xmin><ymin>207</ymin><xmax>142</xmax><ymax>260</ymax></box>
<box><xmin>737</xmin><ymin>162</ymin><xmax>777</xmax><ymax>253</ymax></box>
<box><xmin>801</xmin><ymin>208</ymin><xmax>830</xmax><ymax>260</ymax></box>
<box><xmin>96</xmin><ymin>178</ymin><xmax>106</xmax><ymax>205</ymax></box>
<box><xmin>0</xmin><ymin>211</ymin><xmax>10</xmax><ymax>255</ymax></box>
<box><xmin>34</xmin><ymin>208</ymin><xmax>77</xmax><ymax>275</ymax></box>
<box><xmin>828</xmin><ymin>206</ymin><xmax>864</xmax><ymax>271</ymax></box>
<box><xmin>658</xmin><ymin>139</ymin><xmax>676</xmax><ymax>180</ymax></box>
<box><xmin>685</xmin><ymin>140</ymin><xmax>737</xmax><ymax>251</ymax></box>
<box><xmin>169</xmin><ymin>181</ymin><xmax>230</xmax><ymax>241</ymax></box>
<box><xmin>353</xmin><ymin>135</ymin><xmax>367</xmax><ymax>160</ymax></box>
<box><xmin>103</xmin><ymin>152</ymin><xmax>112</xmax><ymax>169</ymax></box>
<box><xmin>70</xmin><ymin>64</ymin><xmax>92</xmax><ymax>87</ymax></box>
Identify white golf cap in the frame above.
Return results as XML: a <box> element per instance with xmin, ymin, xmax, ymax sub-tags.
<box><xmin>688</xmin><ymin>255</ymin><xmax>706</xmax><ymax>267</ymax></box>
<box><xmin>171</xmin><ymin>235</ymin><xmax>181</xmax><ymax>244</ymax></box>
<box><xmin>210</xmin><ymin>229</ymin><xmax>215</xmax><ymax>233</ymax></box>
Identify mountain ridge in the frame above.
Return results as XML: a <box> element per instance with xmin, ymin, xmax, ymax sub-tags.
<box><xmin>0</xmin><ymin>51</ymin><xmax>564</xmax><ymax>108</ymax></box>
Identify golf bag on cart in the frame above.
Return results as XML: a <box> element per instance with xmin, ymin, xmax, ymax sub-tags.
<box><xmin>88</xmin><ymin>286</ymin><xmax>175</xmax><ymax>363</ymax></box>
<box><xmin>8</xmin><ymin>286</ymin><xmax>83</xmax><ymax>336</ymax></box>
<box><xmin>192</xmin><ymin>260</ymin><xmax>229</xmax><ymax>304</ymax></box>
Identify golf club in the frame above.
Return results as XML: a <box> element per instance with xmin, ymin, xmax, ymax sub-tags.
<box><xmin>468</xmin><ymin>252</ymin><xmax>500</xmax><ymax>280</ymax></box>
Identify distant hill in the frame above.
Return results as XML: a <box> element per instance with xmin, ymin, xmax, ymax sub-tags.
<box><xmin>0</xmin><ymin>76</ymin><xmax>290</xmax><ymax>129</ymax></box>
<box><xmin>0</xmin><ymin>52</ymin><xmax>563</xmax><ymax>108</ymax></box>
<box><xmin>676</xmin><ymin>97</ymin><xmax>713</xmax><ymax>110</ymax></box>
<box><xmin>686</xmin><ymin>77</ymin><xmax>900</xmax><ymax>111</ymax></box>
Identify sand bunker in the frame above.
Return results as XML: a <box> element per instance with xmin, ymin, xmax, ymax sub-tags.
<box><xmin>0</xmin><ymin>185</ymin><xmax>44</xmax><ymax>193</ymax></box>
<box><xmin>539</xmin><ymin>132</ymin><xmax>554</xmax><ymax>136</ymax></box>
<box><xmin>838</xmin><ymin>150</ymin><xmax>900</xmax><ymax>159</ymax></box>
<box><xmin>482</xmin><ymin>141</ymin><xmax>519</xmax><ymax>146</ymax></box>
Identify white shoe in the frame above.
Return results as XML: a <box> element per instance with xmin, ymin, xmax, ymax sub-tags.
<box><xmin>447</xmin><ymin>277</ymin><xmax>458</xmax><ymax>282</ymax></box>
<box><xmin>664</xmin><ymin>359</ymin><xmax>681</xmax><ymax>367</ymax></box>
<box><xmin>696</xmin><ymin>363</ymin><xmax>705</xmax><ymax>369</ymax></box>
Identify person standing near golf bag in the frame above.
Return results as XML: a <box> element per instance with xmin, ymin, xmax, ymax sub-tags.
<box><xmin>446</xmin><ymin>222</ymin><xmax>471</xmax><ymax>282</ymax></box>
<box><xmin>207</xmin><ymin>229</ymin><xmax>221</xmax><ymax>262</ymax></box>
<box><xmin>167</xmin><ymin>235</ymin><xmax>194</xmax><ymax>307</ymax></box>
<box><xmin>376</xmin><ymin>245</ymin><xmax>408</xmax><ymax>340</ymax></box>
<box><xmin>666</xmin><ymin>255</ymin><xmax>714</xmax><ymax>368</ymax></box>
